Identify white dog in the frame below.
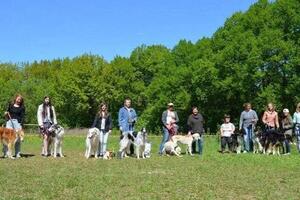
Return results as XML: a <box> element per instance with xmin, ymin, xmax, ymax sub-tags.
<box><xmin>118</xmin><ymin>132</ymin><xmax>132</xmax><ymax>159</ymax></box>
<box><xmin>171</xmin><ymin>133</ymin><xmax>201</xmax><ymax>155</ymax></box>
<box><xmin>162</xmin><ymin>140</ymin><xmax>181</xmax><ymax>157</ymax></box>
<box><xmin>85</xmin><ymin>128</ymin><xmax>100</xmax><ymax>159</ymax></box>
<box><xmin>133</xmin><ymin>128</ymin><xmax>148</xmax><ymax>159</ymax></box>
<box><xmin>48</xmin><ymin>124</ymin><xmax>65</xmax><ymax>158</ymax></box>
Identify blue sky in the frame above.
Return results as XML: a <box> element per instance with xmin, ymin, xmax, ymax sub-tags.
<box><xmin>0</xmin><ymin>0</ymin><xmax>258</xmax><ymax>63</ymax></box>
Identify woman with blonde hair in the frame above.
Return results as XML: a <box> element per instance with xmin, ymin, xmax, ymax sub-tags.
<box><xmin>262</xmin><ymin>102</ymin><xmax>279</xmax><ymax>131</ymax></box>
<box><xmin>293</xmin><ymin>103</ymin><xmax>300</xmax><ymax>153</ymax></box>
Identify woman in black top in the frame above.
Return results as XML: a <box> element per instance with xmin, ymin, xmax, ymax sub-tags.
<box><xmin>187</xmin><ymin>106</ymin><xmax>204</xmax><ymax>155</ymax></box>
<box><xmin>91</xmin><ymin>102</ymin><xmax>112</xmax><ymax>157</ymax></box>
<box><xmin>3</xmin><ymin>94</ymin><xmax>25</xmax><ymax>158</ymax></box>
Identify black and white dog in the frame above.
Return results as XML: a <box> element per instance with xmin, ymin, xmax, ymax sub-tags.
<box><xmin>48</xmin><ymin>124</ymin><xmax>65</xmax><ymax>158</ymax></box>
<box><xmin>134</xmin><ymin>128</ymin><xmax>151</xmax><ymax>159</ymax></box>
<box><xmin>262</xmin><ymin>127</ymin><xmax>285</xmax><ymax>155</ymax></box>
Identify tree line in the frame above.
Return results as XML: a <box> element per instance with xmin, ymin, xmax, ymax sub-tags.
<box><xmin>0</xmin><ymin>0</ymin><xmax>299</xmax><ymax>133</ymax></box>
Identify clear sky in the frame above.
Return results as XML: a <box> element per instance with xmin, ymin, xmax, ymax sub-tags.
<box><xmin>0</xmin><ymin>0</ymin><xmax>258</xmax><ymax>63</ymax></box>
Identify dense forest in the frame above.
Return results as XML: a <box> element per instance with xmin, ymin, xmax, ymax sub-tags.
<box><xmin>0</xmin><ymin>0</ymin><xmax>299</xmax><ymax>133</ymax></box>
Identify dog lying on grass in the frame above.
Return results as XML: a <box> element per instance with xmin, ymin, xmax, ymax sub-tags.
<box><xmin>0</xmin><ymin>127</ymin><xmax>24</xmax><ymax>159</ymax></box>
<box><xmin>85</xmin><ymin>128</ymin><xmax>100</xmax><ymax>159</ymax></box>
<box><xmin>162</xmin><ymin>140</ymin><xmax>182</xmax><ymax>157</ymax></box>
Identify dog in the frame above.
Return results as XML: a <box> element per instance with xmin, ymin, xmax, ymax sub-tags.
<box><xmin>0</xmin><ymin>127</ymin><xmax>24</xmax><ymax>159</ymax></box>
<box><xmin>133</xmin><ymin>128</ymin><xmax>148</xmax><ymax>159</ymax></box>
<box><xmin>118</xmin><ymin>131</ymin><xmax>133</xmax><ymax>159</ymax></box>
<box><xmin>171</xmin><ymin>133</ymin><xmax>201</xmax><ymax>155</ymax></box>
<box><xmin>162</xmin><ymin>140</ymin><xmax>182</xmax><ymax>157</ymax></box>
<box><xmin>85</xmin><ymin>128</ymin><xmax>100</xmax><ymax>159</ymax></box>
<box><xmin>252</xmin><ymin>128</ymin><xmax>264</xmax><ymax>154</ymax></box>
<box><xmin>262</xmin><ymin>128</ymin><xmax>285</xmax><ymax>155</ymax></box>
<box><xmin>231</xmin><ymin>132</ymin><xmax>243</xmax><ymax>154</ymax></box>
<box><xmin>103</xmin><ymin>150</ymin><xmax>115</xmax><ymax>160</ymax></box>
<box><xmin>48</xmin><ymin>124</ymin><xmax>65</xmax><ymax>158</ymax></box>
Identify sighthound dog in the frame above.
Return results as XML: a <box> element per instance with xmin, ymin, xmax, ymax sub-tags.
<box><xmin>171</xmin><ymin>133</ymin><xmax>201</xmax><ymax>155</ymax></box>
<box><xmin>48</xmin><ymin>124</ymin><xmax>65</xmax><ymax>158</ymax></box>
<box><xmin>85</xmin><ymin>128</ymin><xmax>100</xmax><ymax>159</ymax></box>
<box><xmin>133</xmin><ymin>128</ymin><xmax>149</xmax><ymax>159</ymax></box>
<box><xmin>0</xmin><ymin>127</ymin><xmax>24</xmax><ymax>159</ymax></box>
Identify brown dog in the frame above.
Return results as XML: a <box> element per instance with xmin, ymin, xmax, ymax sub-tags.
<box><xmin>0</xmin><ymin>127</ymin><xmax>25</xmax><ymax>159</ymax></box>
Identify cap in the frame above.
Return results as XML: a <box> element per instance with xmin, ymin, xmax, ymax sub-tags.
<box><xmin>283</xmin><ymin>108</ymin><xmax>289</xmax><ymax>113</ymax></box>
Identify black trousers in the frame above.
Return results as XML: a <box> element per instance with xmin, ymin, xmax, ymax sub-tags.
<box><xmin>221</xmin><ymin>136</ymin><xmax>232</xmax><ymax>151</ymax></box>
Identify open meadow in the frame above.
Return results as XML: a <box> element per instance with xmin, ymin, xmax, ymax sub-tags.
<box><xmin>0</xmin><ymin>133</ymin><xmax>300</xmax><ymax>200</ymax></box>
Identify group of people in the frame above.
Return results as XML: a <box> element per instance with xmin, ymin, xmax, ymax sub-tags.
<box><xmin>2</xmin><ymin>94</ymin><xmax>300</xmax><ymax>158</ymax></box>
<box><xmin>219</xmin><ymin>102</ymin><xmax>300</xmax><ymax>155</ymax></box>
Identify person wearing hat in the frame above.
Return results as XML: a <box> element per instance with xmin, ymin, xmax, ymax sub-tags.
<box><xmin>281</xmin><ymin>108</ymin><xmax>293</xmax><ymax>155</ymax></box>
<box><xmin>220</xmin><ymin>114</ymin><xmax>235</xmax><ymax>153</ymax></box>
<box><xmin>159</xmin><ymin>102</ymin><xmax>179</xmax><ymax>155</ymax></box>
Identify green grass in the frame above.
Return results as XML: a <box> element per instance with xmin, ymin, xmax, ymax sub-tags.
<box><xmin>0</xmin><ymin>134</ymin><xmax>300</xmax><ymax>200</ymax></box>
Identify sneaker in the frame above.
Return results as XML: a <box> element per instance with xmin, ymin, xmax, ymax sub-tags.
<box><xmin>243</xmin><ymin>150</ymin><xmax>247</xmax><ymax>154</ymax></box>
<box><xmin>15</xmin><ymin>153</ymin><xmax>21</xmax><ymax>158</ymax></box>
<box><xmin>284</xmin><ymin>153</ymin><xmax>291</xmax><ymax>155</ymax></box>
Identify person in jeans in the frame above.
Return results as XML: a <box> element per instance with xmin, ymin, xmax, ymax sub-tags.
<box><xmin>293</xmin><ymin>103</ymin><xmax>300</xmax><ymax>153</ymax></box>
<box><xmin>37</xmin><ymin>96</ymin><xmax>57</xmax><ymax>157</ymax></box>
<box><xmin>92</xmin><ymin>102</ymin><xmax>112</xmax><ymax>158</ymax></box>
<box><xmin>3</xmin><ymin>94</ymin><xmax>25</xmax><ymax>158</ymax></box>
<box><xmin>118</xmin><ymin>98</ymin><xmax>137</xmax><ymax>155</ymax></box>
<box><xmin>159</xmin><ymin>103</ymin><xmax>179</xmax><ymax>155</ymax></box>
<box><xmin>187</xmin><ymin>106</ymin><xmax>204</xmax><ymax>155</ymax></box>
<box><xmin>281</xmin><ymin>108</ymin><xmax>293</xmax><ymax>155</ymax></box>
<box><xmin>220</xmin><ymin>115</ymin><xmax>235</xmax><ymax>153</ymax></box>
<box><xmin>239</xmin><ymin>103</ymin><xmax>258</xmax><ymax>153</ymax></box>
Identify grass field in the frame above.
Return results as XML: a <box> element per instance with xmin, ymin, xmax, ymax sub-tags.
<box><xmin>0</xmin><ymin>133</ymin><xmax>300</xmax><ymax>200</ymax></box>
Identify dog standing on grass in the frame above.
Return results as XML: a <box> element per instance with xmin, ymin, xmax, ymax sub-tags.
<box><xmin>48</xmin><ymin>124</ymin><xmax>65</xmax><ymax>158</ymax></box>
<box><xmin>85</xmin><ymin>128</ymin><xmax>100</xmax><ymax>159</ymax></box>
<box><xmin>171</xmin><ymin>133</ymin><xmax>201</xmax><ymax>155</ymax></box>
<box><xmin>0</xmin><ymin>127</ymin><xmax>24</xmax><ymax>159</ymax></box>
<box><xmin>133</xmin><ymin>128</ymin><xmax>150</xmax><ymax>159</ymax></box>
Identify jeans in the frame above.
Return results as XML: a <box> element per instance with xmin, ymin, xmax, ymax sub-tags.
<box><xmin>295</xmin><ymin>125</ymin><xmax>300</xmax><ymax>153</ymax></box>
<box><xmin>192</xmin><ymin>135</ymin><xmax>204</xmax><ymax>155</ymax></box>
<box><xmin>98</xmin><ymin>130</ymin><xmax>109</xmax><ymax>156</ymax></box>
<box><xmin>243</xmin><ymin>125</ymin><xmax>253</xmax><ymax>152</ymax></box>
<box><xmin>159</xmin><ymin>127</ymin><xmax>170</xmax><ymax>154</ymax></box>
<box><xmin>284</xmin><ymin>139</ymin><xmax>291</xmax><ymax>154</ymax></box>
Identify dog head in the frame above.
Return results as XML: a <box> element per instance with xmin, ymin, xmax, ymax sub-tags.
<box><xmin>192</xmin><ymin>133</ymin><xmax>201</xmax><ymax>140</ymax></box>
<box><xmin>103</xmin><ymin>151</ymin><xmax>115</xmax><ymax>160</ymax></box>
<box><xmin>87</xmin><ymin>128</ymin><xmax>100</xmax><ymax>139</ymax></box>
<box><xmin>48</xmin><ymin>124</ymin><xmax>64</xmax><ymax>137</ymax></box>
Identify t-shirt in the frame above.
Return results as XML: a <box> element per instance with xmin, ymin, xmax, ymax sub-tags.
<box><xmin>221</xmin><ymin>123</ymin><xmax>235</xmax><ymax>137</ymax></box>
<box><xmin>166</xmin><ymin>111</ymin><xmax>175</xmax><ymax>125</ymax></box>
<box><xmin>293</xmin><ymin>112</ymin><xmax>300</xmax><ymax>124</ymax></box>
<box><xmin>101</xmin><ymin>118</ymin><xmax>106</xmax><ymax>130</ymax></box>
<box><xmin>263</xmin><ymin>111</ymin><xmax>278</xmax><ymax>128</ymax></box>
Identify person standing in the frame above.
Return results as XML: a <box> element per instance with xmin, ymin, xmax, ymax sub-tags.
<box><xmin>3</xmin><ymin>94</ymin><xmax>25</xmax><ymax>158</ymax></box>
<box><xmin>281</xmin><ymin>108</ymin><xmax>293</xmax><ymax>155</ymax></box>
<box><xmin>239</xmin><ymin>103</ymin><xmax>258</xmax><ymax>153</ymax></box>
<box><xmin>91</xmin><ymin>103</ymin><xmax>112</xmax><ymax>157</ymax></box>
<box><xmin>37</xmin><ymin>96</ymin><xmax>57</xmax><ymax>157</ymax></box>
<box><xmin>220</xmin><ymin>115</ymin><xmax>235</xmax><ymax>153</ymax></box>
<box><xmin>187</xmin><ymin>106</ymin><xmax>204</xmax><ymax>155</ymax></box>
<box><xmin>293</xmin><ymin>103</ymin><xmax>300</xmax><ymax>153</ymax></box>
<box><xmin>262</xmin><ymin>102</ymin><xmax>280</xmax><ymax>131</ymax></box>
<box><xmin>159</xmin><ymin>103</ymin><xmax>179</xmax><ymax>155</ymax></box>
<box><xmin>118</xmin><ymin>98</ymin><xmax>137</xmax><ymax>155</ymax></box>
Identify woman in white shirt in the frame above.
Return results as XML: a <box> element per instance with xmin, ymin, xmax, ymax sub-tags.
<box><xmin>37</xmin><ymin>96</ymin><xmax>57</xmax><ymax>157</ymax></box>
